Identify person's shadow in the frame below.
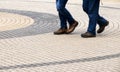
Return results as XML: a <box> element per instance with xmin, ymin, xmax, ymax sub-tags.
<box><xmin>0</xmin><ymin>9</ymin><xmax>59</xmax><ymax>39</ymax></box>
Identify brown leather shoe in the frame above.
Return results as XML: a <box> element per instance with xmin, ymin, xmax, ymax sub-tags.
<box><xmin>97</xmin><ymin>21</ymin><xmax>109</xmax><ymax>33</ymax></box>
<box><xmin>66</xmin><ymin>21</ymin><xmax>78</xmax><ymax>34</ymax></box>
<box><xmin>81</xmin><ymin>32</ymin><xmax>96</xmax><ymax>38</ymax></box>
<box><xmin>54</xmin><ymin>28</ymin><xmax>67</xmax><ymax>35</ymax></box>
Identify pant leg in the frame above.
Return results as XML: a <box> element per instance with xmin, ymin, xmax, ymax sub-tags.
<box><xmin>82</xmin><ymin>0</ymin><xmax>89</xmax><ymax>14</ymax></box>
<box><xmin>97</xmin><ymin>15</ymin><xmax>108</xmax><ymax>26</ymax></box>
<box><xmin>87</xmin><ymin>0</ymin><xmax>100</xmax><ymax>35</ymax></box>
<box><xmin>58</xmin><ymin>12</ymin><xmax>67</xmax><ymax>29</ymax></box>
<box><xmin>56</xmin><ymin>0</ymin><xmax>67</xmax><ymax>28</ymax></box>
<box><xmin>56</xmin><ymin>0</ymin><xmax>75</xmax><ymax>25</ymax></box>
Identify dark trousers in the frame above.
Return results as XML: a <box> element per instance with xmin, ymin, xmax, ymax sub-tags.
<box><xmin>82</xmin><ymin>0</ymin><xmax>108</xmax><ymax>35</ymax></box>
<box><xmin>56</xmin><ymin>0</ymin><xmax>75</xmax><ymax>29</ymax></box>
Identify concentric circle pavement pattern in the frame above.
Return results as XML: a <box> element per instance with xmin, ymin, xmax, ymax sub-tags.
<box><xmin>0</xmin><ymin>9</ymin><xmax>59</xmax><ymax>39</ymax></box>
<box><xmin>0</xmin><ymin>12</ymin><xmax>34</xmax><ymax>31</ymax></box>
<box><xmin>0</xmin><ymin>0</ymin><xmax>120</xmax><ymax>72</ymax></box>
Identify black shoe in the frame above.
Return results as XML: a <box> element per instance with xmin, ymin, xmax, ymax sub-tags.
<box><xmin>97</xmin><ymin>21</ymin><xmax>109</xmax><ymax>33</ymax></box>
<box><xmin>66</xmin><ymin>21</ymin><xmax>78</xmax><ymax>34</ymax></box>
<box><xmin>54</xmin><ymin>28</ymin><xmax>67</xmax><ymax>35</ymax></box>
<box><xmin>81</xmin><ymin>32</ymin><xmax>96</xmax><ymax>38</ymax></box>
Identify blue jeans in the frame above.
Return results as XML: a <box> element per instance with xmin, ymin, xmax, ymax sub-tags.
<box><xmin>82</xmin><ymin>0</ymin><xmax>108</xmax><ymax>35</ymax></box>
<box><xmin>56</xmin><ymin>0</ymin><xmax>75</xmax><ymax>29</ymax></box>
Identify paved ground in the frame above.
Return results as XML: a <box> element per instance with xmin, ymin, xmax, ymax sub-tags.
<box><xmin>0</xmin><ymin>0</ymin><xmax>120</xmax><ymax>72</ymax></box>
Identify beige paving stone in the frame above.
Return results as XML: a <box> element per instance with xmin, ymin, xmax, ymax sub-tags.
<box><xmin>0</xmin><ymin>0</ymin><xmax>120</xmax><ymax>72</ymax></box>
<box><xmin>0</xmin><ymin>12</ymin><xmax>34</xmax><ymax>31</ymax></box>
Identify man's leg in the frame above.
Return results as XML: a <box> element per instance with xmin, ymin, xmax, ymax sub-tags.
<box><xmin>97</xmin><ymin>16</ymin><xmax>109</xmax><ymax>33</ymax></box>
<box><xmin>58</xmin><ymin>12</ymin><xmax>67</xmax><ymax>29</ymax></box>
<box><xmin>87</xmin><ymin>0</ymin><xmax>100</xmax><ymax>35</ymax></box>
<box><xmin>82</xmin><ymin>0</ymin><xmax>89</xmax><ymax>14</ymax></box>
<box><xmin>54</xmin><ymin>0</ymin><xmax>68</xmax><ymax>34</ymax></box>
<box><xmin>56</xmin><ymin>0</ymin><xmax>78</xmax><ymax>34</ymax></box>
<box><xmin>56</xmin><ymin>0</ymin><xmax>75</xmax><ymax>24</ymax></box>
<box><xmin>81</xmin><ymin>0</ymin><xmax>99</xmax><ymax>38</ymax></box>
<box><xmin>56</xmin><ymin>0</ymin><xmax>67</xmax><ymax>29</ymax></box>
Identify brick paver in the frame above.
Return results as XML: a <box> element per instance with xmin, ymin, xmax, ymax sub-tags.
<box><xmin>0</xmin><ymin>0</ymin><xmax>120</xmax><ymax>72</ymax></box>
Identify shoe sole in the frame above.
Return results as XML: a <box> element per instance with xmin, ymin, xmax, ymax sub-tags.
<box><xmin>81</xmin><ymin>35</ymin><xmax>96</xmax><ymax>38</ymax></box>
<box><xmin>54</xmin><ymin>32</ymin><xmax>67</xmax><ymax>35</ymax></box>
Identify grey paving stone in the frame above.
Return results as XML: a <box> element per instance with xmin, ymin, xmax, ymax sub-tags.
<box><xmin>0</xmin><ymin>0</ymin><xmax>120</xmax><ymax>72</ymax></box>
<box><xmin>0</xmin><ymin>9</ymin><xmax>59</xmax><ymax>39</ymax></box>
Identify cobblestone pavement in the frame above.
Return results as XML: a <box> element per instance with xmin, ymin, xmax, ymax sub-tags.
<box><xmin>0</xmin><ymin>0</ymin><xmax>120</xmax><ymax>72</ymax></box>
